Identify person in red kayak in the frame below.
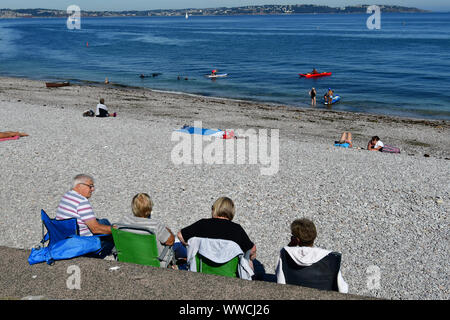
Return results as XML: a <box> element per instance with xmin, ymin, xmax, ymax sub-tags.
<box><xmin>311</xmin><ymin>68</ymin><xmax>319</xmax><ymax>74</ymax></box>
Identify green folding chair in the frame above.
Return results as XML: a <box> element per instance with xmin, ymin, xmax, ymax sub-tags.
<box><xmin>111</xmin><ymin>227</ymin><xmax>161</xmax><ymax>267</ymax></box>
<box><xmin>195</xmin><ymin>254</ymin><xmax>239</xmax><ymax>278</ymax></box>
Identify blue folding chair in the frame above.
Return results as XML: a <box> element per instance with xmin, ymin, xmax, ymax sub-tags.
<box><xmin>40</xmin><ymin>209</ymin><xmax>79</xmax><ymax>247</ymax></box>
<box><xmin>28</xmin><ymin>210</ymin><xmax>101</xmax><ymax>265</ymax></box>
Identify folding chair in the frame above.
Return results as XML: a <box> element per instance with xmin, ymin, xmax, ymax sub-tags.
<box><xmin>28</xmin><ymin>210</ymin><xmax>100</xmax><ymax>265</ymax></box>
<box><xmin>195</xmin><ymin>254</ymin><xmax>239</xmax><ymax>278</ymax></box>
<box><xmin>40</xmin><ymin>209</ymin><xmax>78</xmax><ymax>247</ymax></box>
<box><xmin>111</xmin><ymin>224</ymin><xmax>174</xmax><ymax>267</ymax></box>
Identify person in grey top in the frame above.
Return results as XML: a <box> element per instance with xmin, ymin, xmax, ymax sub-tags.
<box><xmin>117</xmin><ymin>193</ymin><xmax>175</xmax><ymax>257</ymax></box>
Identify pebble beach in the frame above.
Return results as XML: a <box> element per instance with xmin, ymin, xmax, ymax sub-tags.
<box><xmin>0</xmin><ymin>76</ymin><xmax>448</xmax><ymax>300</ymax></box>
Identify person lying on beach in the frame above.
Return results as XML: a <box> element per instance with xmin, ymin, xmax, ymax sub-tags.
<box><xmin>334</xmin><ymin>132</ymin><xmax>352</xmax><ymax>148</ymax></box>
<box><xmin>367</xmin><ymin>136</ymin><xmax>384</xmax><ymax>151</ymax></box>
<box><xmin>96</xmin><ymin>98</ymin><xmax>116</xmax><ymax>117</ymax></box>
<box><xmin>0</xmin><ymin>131</ymin><xmax>29</xmax><ymax>139</ymax></box>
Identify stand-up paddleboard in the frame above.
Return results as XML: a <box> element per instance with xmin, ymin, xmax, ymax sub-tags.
<box><xmin>206</xmin><ymin>73</ymin><xmax>228</xmax><ymax>78</ymax></box>
<box><xmin>299</xmin><ymin>72</ymin><xmax>332</xmax><ymax>78</ymax></box>
<box><xmin>324</xmin><ymin>95</ymin><xmax>341</xmax><ymax>105</ymax></box>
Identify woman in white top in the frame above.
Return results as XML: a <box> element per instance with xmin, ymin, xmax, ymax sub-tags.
<box><xmin>367</xmin><ymin>136</ymin><xmax>384</xmax><ymax>151</ymax></box>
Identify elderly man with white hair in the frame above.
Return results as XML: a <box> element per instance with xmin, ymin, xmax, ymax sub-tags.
<box><xmin>56</xmin><ymin>174</ymin><xmax>114</xmax><ymax>258</ymax></box>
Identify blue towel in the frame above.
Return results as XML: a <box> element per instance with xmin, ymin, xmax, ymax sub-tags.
<box><xmin>334</xmin><ymin>142</ymin><xmax>350</xmax><ymax>148</ymax></box>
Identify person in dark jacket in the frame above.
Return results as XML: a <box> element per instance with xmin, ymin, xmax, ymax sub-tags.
<box><xmin>275</xmin><ymin>218</ymin><xmax>348</xmax><ymax>293</ymax></box>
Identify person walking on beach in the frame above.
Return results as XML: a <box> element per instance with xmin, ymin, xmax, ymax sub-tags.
<box><xmin>95</xmin><ymin>98</ymin><xmax>116</xmax><ymax>117</ymax></box>
<box><xmin>309</xmin><ymin>87</ymin><xmax>317</xmax><ymax>106</ymax></box>
<box><xmin>56</xmin><ymin>174</ymin><xmax>114</xmax><ymax>259</ymax></box>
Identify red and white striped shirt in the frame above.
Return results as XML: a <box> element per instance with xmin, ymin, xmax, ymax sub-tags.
<box><xmin>56</xmin><ymin>190</ymin><xmax>96</xmax><ymax>236</ymax></box>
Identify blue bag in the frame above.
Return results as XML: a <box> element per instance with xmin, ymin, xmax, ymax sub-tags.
<box><xmin>29</xmin><ymin>235</ymin><xmax>101</xmax><ymax>265</ymax></box>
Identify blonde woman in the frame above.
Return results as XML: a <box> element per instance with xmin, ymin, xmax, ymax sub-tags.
<box><xmin>177</xmin><ymin>197</ymin><xmax>257</xmax><ymax>263</ymax></box>
<box><xmin>117</xmin><ymin>193</ymin><xmax>175</xmax><ymax>258</ymax></box>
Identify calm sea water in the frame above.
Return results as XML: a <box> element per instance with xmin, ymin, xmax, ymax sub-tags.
<box><xmin>1</xmin><ymin>13</ymin><xmax>449</xmax><ymax>120</ymax></box>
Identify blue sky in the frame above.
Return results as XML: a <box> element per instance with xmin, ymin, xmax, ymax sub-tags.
<box><xmin>1</xmin><ymin>1</ymin><xmax>448</xmax><ymax>11</ymax></box>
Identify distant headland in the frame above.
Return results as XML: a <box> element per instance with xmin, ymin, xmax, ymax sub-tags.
<box><xmin>0</xmin><ymin>4</ymin><xmax>429</xmax><ymax>18</ymax></box>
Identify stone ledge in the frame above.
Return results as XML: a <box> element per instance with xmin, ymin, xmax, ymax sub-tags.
<box><xmin>0</xmin><ymin>246</ymin><xmax>373</xmax><ymax>300</ymax></box>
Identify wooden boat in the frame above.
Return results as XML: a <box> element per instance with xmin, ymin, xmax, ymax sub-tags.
<box><xmin>45</xmin><ymin>81</ymin><xmax>70</xmax><ymax>88</ymax></box>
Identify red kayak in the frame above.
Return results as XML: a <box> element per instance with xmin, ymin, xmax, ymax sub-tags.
<box><xmin>299</xmin><ymin>72</ymin><xmax>332</xmax><ymax>78</ymax></box>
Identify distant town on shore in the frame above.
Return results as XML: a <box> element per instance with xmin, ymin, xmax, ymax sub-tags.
<box><xmin>0</xmin><ymin>4</ymin><xmax>428</xmax><ymax>18</ymax></box>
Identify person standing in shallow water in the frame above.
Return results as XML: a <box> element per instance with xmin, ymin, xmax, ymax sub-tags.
<box><xmin>309</xmin><ymin>87</ymin><xmax>316</xmax><ymax>107</ymax></box>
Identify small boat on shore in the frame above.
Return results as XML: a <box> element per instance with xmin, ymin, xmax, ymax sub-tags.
<box><xmin>45</xmin><ymin>81</ymin><xmax>70</xmax><ymax>88</ymax></box>
<box><xmin>299</xmin><ymin>72</ymin><xmax>332</xmax><ymax>78</ymax></box>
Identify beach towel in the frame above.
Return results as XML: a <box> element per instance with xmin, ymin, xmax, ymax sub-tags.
<box><xmin>0</xmin><ymin>136</ymin><xmax>20</xmax><ymax>142</ymax></box>
<box><xmin>334</xmin><ymin>141</ymin><xmax>350</xmax><ymax>148</ymax></box>
<box><xmin>381</xmin><ymin>145</ymin><xmax>400</xmax><ymax>153</ymax></box>
<box><xmin>177</xmin><ymin>126</ymin><xmax>234</xmax><ymax>139</ymax></box>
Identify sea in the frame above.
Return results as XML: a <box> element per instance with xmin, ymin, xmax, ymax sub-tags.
<box><xmin>1</xmin><ymin>13</ymin><xmax>449</xmax><ymax>120</ymax></box>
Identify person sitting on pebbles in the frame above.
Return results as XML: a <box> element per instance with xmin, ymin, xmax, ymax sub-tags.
<box><xmin>95</xmin><ymin>98</ymin><xmax>116</xmax><ymax>118</ymax></box>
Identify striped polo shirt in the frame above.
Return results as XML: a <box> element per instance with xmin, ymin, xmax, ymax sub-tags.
<box><xmin>56</xmin><ymin>190</ymin><xmax>96</xmax><ymax>236</ymax></box>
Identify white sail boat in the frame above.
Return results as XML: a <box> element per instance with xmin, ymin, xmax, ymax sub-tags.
<box><xmin>185</xmin><ymin>12</ymin><xmax>189</xmax><ymax>19</ymax></box>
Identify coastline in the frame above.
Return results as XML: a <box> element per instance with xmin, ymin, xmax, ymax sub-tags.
<box><xmin>1</xmin><ymin>76</ymin><xmax>449</xmax><ymax>300</ymax></box>
<box><xmin>2</xmin><ymin>76</ymin><xmax>449</xmax><ymax>158</ymax></box>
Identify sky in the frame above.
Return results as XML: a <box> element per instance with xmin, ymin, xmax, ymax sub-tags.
<box><xmin>1</xmin><ymin>1</ymin><xmax>448</xmax><ymax>12</ymax></box>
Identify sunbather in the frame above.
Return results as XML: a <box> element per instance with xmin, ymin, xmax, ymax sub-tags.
<box><xmin>335</xmin><ymin>132</ymin><xmax>352</xmax><ymax>148</ymax></box>
<box><xmin>367</xmin><ymin>136</ymin><xmax>384</xmax><ymax>151</ymax></box>
<box><xmin>0</xmin><ymin>131</ymin><xmax>28</xmax><ymax>139</ymax></box>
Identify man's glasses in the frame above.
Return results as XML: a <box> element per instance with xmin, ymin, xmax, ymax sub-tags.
<box><xmin>80</xmin><ymin>183</ymin><xmax>95</xmax><ymax>189</ymax></box>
